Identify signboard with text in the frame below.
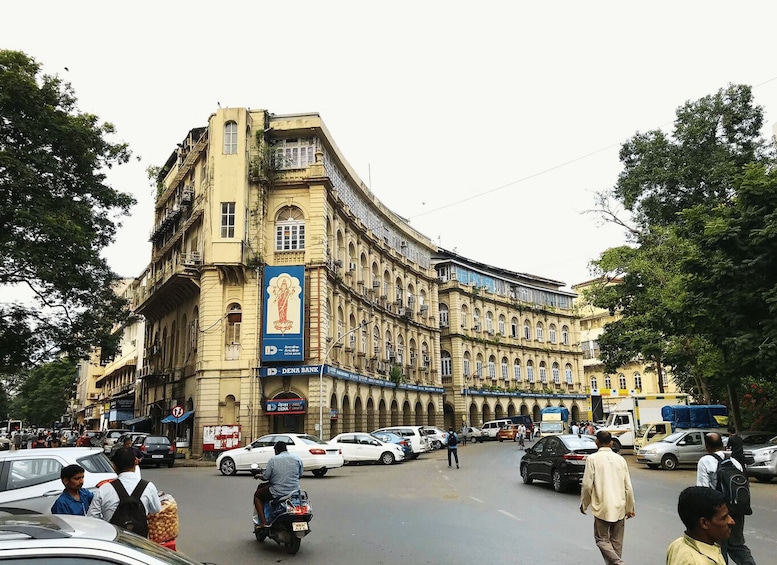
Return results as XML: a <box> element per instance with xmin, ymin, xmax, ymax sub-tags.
<box><xmin>265</xmin><ymin>399</ymin><xmax>307</xmax><ymax>415</ymax></box>
<box><xmin>261</xmin><ymin>266</ymin><xmax>305</xmax><ymax>362</ymax></box>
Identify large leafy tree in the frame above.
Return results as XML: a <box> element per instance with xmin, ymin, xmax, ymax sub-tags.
<box><xmin>0</xmin><ymin>50</ymin><xmax>135</xmax><ymax>373</ymax></box>
<box><xmin>15</xmin><ymin>359</ymin><xmax>77</xmax><ymax>427</ymax></box>
<box><xmin>588</xmin><ymin>85</ymin><xmax>775</xmax><ymax>427</ymax></box>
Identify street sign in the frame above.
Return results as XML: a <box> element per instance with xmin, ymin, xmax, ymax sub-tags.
<box><xmin>172</xmin><ymin>405</ymin><xmax>184</xmax><ymax>418</ymax></box>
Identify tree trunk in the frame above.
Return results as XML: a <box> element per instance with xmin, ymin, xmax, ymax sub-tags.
<box><xmin>727</xmin><ymin>382</ymin><xmax>741</xmax><ymax>432</ymax></box>
<box><xmin>656</xmin><ymin>360</ymin><xmax>665</xmax><ymax>393</ymax></box>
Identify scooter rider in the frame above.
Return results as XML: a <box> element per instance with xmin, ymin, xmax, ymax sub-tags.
<box><xmin>254</xmin><ymin>441</ymin><xmax>304</xmax><ymax>529</ymax></box>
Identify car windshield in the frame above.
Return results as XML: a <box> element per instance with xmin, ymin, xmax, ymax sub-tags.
<box><xmin>77</xmin><ymin>451</ymin><xmax>115</xmax><ymax>474</ymax></box>
<box><xmin>295</xmin><ymin>435</ymin><xmax>327</xmax><ymax>445</ymax></box>
<box><xmin>562</xmin><ymin>436</ymin><xmax>597</xmax><ymax>449</ymax></box>
<box><xmin>637</xmin><ymin>424</ymin><xmax>651</xmax><ymax>436</ymax></box>
<box><xmin>661</xmin><ymin>431</ymin><xmax>686</xmax><ymax>443</ymax></box>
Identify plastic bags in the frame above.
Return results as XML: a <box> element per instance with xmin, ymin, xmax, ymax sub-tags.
<box><xmin>147</xmin><ymin>493</ymin><xmax>179</xmax><ymax>543</ymax></box>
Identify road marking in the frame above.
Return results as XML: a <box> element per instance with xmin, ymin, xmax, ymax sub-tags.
<box><xmin>469</xmin><ymin>496</ymin><xmax>485</xmax><ymax>504</ymax></box>
<box><xmin>497</xmin><ymin>509</ymin><xmax>521</xmax><ymax>521</ymax></box>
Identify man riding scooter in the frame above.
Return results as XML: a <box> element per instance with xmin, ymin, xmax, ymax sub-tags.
<box><xmin>253</xmin><ymin>441</ymin><xmax>304</xmax><ymax>529</ymax></box>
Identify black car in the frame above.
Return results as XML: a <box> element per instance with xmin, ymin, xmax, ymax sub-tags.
<box><xmin>520</xmin><ymin>434</ymin><xmax>598</xmax><ymax>492</ymax></box>
<box><xmin>133</xmin><ymin>435</ymin><xmax>175</xmax><ymax>468</ymax></box>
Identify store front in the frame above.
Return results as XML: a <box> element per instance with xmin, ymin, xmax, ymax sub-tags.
<box><xmin>266</xmin><ymin>393</ymin><xmax>306</xmax><ymax>434</ymax></box>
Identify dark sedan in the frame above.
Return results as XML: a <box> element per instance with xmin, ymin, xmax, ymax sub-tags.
<box><xmin>134</xmin><ymin>434</ymin><xmax>175</xmax><ymax>468</ymax></box>
<box><xmin>520</xmin><ymin>434</ymin><xmax>598</xmax><ymax>492</ymax></box>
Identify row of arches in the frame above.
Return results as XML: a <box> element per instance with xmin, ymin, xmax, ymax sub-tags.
<box><xmin>440</xmin><ymin>303</ymin><xmax>570</xmax><ymax>344</ymax></box>
<box><xmin>327</xmin><ymin>393</ymin><xmax>440</xmax><ymax>438</ymax></box>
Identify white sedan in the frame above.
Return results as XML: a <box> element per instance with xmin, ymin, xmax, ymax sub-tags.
<box><xmin>216</xmin><ymin>433</ymin><xmax>344</xmax><ymax>477</ymax></box>
<box><xmin>329</xmin><ymin>433</ymin><xmax>406</xmax><ymax>465</ymax></box>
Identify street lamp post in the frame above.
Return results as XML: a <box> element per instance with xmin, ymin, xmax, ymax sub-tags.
<box><xmin>318</xmin><ymin>319</ymin><xmax>370</xmax><ymax>438</ymax></box>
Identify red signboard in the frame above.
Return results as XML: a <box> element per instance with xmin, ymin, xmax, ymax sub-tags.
<box><xmin>202</xmin><ymin>425</ymin><xmax>241</xmax><ymax>452</ymax></box>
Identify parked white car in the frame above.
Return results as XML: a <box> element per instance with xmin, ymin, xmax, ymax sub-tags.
<box><xmin>0</xmin><ymin>448</ymin><xmax>116</xmax><ymax>516</ymax></box>
<box><xmin>421</xmin><ymin>426</ymin><xmax>448</xmax><ymax>450</ymax></box>
<box><xmin>216</xmin><ymin>433</ymin><xmax>344</xmax><ymax>477</ymax></box>
<box><xmin>743</xmin><ymin>433</ymin><xmax>777</xmax><ymax>482</ymax></box>
<box><xmin>329</xmin><ymin>433</ymin><xmax>405</xmax><ymax>465</ymax></box>
<box><xmin>371</xmin><ymin>426</ymin><xmax>430</xmax><ymax>459</ymax></box>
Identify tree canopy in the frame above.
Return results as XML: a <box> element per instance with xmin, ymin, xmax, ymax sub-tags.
<box><xmin>587</xmin><ymin>84</ymin><xmax>777</xmax><ymax>429</ymax></box>
<box><xmin>0</xmin><ymin>50</ymin><xmax>135</xmax><ymax>374</ymax></box>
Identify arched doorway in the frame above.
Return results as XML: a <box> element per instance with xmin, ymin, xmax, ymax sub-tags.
<box><xmin>507</xmin><ymin>403</ymin><xmax>516</xmax><ymax>418</ymax></box>
<box><xmin>427</xmin><ymin>402</ymin><xmax>436</xmax><ymax>427</ymax></box>
<box><xmin>354</xmin><ymin>397</ymin><xmax>364</xmax><ymax>431</ymax></box>
<box><xmin>390</xmin><ymin>400</ymin><xmax>399</xmax><ymax>426</ymax></box>
<box><xmin>328</xmin><ymin>393</ymin><xmax>339</xmax><ymax>438</ymax></box>
<box><xmin>269</xmin><ymin>392</ymin><xmax>306</xmax><ymax>434</ymax></box>
<box><xmin>482</xmin><ymin>403</ymin><xmax>492</xmax><ymax>425</ymax></box>
<box><xmin>414</xmin><ymin>401</ymin><xmax>424</xmax><ymax>425</ymax></box>
<box><xmin>494</xmin><ymin>404</ymin><xmax>504</xmax><ymax>419</ymax></box>
<box><xmin>403</xmin><ymin>401</ymin><xmax>412</xmax><ymax>425</ymax></box>
<box><xmin>342</xmin><ymin>395</ymin><xmax>352</xmax><ymax>433</ymax></box>
<box><xmin>379</xmin><ymin>399</ymin><xmax>388</xmax><ymax>428</ymax></box>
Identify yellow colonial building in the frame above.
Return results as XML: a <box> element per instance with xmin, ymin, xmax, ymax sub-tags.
<box><xmin>131</xmin><ymin>108</ymin><xmax>442</xmax><ymax>456</ymax></box>
<box><xmin>434</xmin><ymin>250</ymin><xmax>587</xmax><ymax>427</ymax></box>
<box><xmin>573</xmin><ymin>278</ymin><xmax>679</xmax><ymax>415</ymax></box>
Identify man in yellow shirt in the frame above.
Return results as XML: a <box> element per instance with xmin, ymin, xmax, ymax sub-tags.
<box><xmin>580</xmin><ymin>430</ymin><xmax>636</xmax><ymax>565</ymax></box>
<box><xmin>667</xmin><ymin>486</ymin><xmax>734</xmax><ymax>565</ymax></box>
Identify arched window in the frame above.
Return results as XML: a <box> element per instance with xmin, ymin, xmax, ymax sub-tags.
<box><xmin>224</xmin><ymin>121</ymin><xmax>237</xmax><ymax>154</ymax></box>
<box><xmin>501</xmin><ymin>357</ymin><xmax>509</xmax><ymax>380</ymax></box>
<box><xmin>463</xmin><ymin>352</ymin><xmax>471</xmax><ymax>377</ymax></box>
<box><xmin>562</xmin><ymin>325</ymin><xmax>570</xmax><ymax>345</ymax></box>
<box><xmin>526</xmin><ymin>360</ymin><xmax>535</xmax><ymax>383</ymax></box>
<box><xmin>488</xmin><ymin>355</ymin><xmax>496</xmax><ymax>380</ymax></box>
<box><xmin>498</xmin><ymin>315</ymin><xmax>506</xmax><ymax>335</ymax></box>
<box><xmin>619</xmin><ymin>373</ymin><xmax>627</xmax><ymax>389</ymax></box>
<box><xmin>485</xmin><ymin>311</ymin><xmax>493</xmax><ymax>333</ymax></box>
<box><xmin>436</xmin><ymin>351</ymin><xmax>449</xmax><ymax>377</ymax></box>
<box><xmin>275</xmin><ymin>206</ymin><xmax>305</xmax><ymax>251</ymax></box>
<box><xmin>604</xmin><ymin>375</ymin><xmax>612</xmax><ymax>389</ymax></box>
<box><xmin>523</xmin><ymin>320</ymin><xmax>531</xmax><ymax>340</ymax></box>
<box><xmin>549</xmin><ymin>324</ymin><xmax>557</xmax><ymax>344</ymax></box>
<box><xmin>225</xmin><ymin>303</ymin><xmax>241</xmax><ymax>360</ymax></box>
<box><xmin>565</xmin><ymin>364</ymin><xmax>573</xmax><ymax>384</ymax></box>
<box><xmin>536</xmin><ymin>322</ymin><xmax>544</xmax><ymax>342</ymax></box>
<box><xmin>552</xmin><ymin>362</ymin><xmax>560</xmax><ymax>384</ymax></box>
<box><xmin>539</xmin><ymin>361</ymin><xmax>547</xmax><ymax>383</ymax></box>
<box><xmin>591</xmin><ymin>376</ymin><xmax>598</xmax><ymax>390</ymax></box>
<box><xmin>634</xmin><ymin>372</ymin><xmax>642</xmax><ymax>391</ymax></box>
<box><xmin>439</xmin><ymin>304</ymin><xmax>450</xmax><ymax>328</ymax></box>
<box><xmin>513</xmin><ymin>359</ymin><xmax>522</xmax><ymax>382</ymax></box>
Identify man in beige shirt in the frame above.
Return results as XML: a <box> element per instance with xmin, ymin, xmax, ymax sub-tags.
<box><xmin>580</xmin><ymin>430</ymin><xmax>635</xmax><ymax>565</ymax></box>
<box><xmin>666</xmin><ymin>486</ymin><xmax>733</xmax><ymax>565</ymax></box>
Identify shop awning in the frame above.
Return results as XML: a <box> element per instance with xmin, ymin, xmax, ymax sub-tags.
<box><xmin>161</xmin><ymin>410</ymin><xmax>194</xmax><ymax>424</ymax></box>
<box><xmin>124</xmin><ymin>415</ymin><xmax>152</xmax><ymax>426</ymax></box>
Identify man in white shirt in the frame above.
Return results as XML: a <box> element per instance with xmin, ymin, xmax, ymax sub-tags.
<box><xmin>696</xmin><ymin>432</ymin><xmax>756</xmax><ymax>565</ymax></box>
<box><xmin>88</xmin><ymin>447</ymin><xmax>162</xmax><ymax>523</ymax></box>
<box><xmin>580</xmin><ymin>430</ymin><xmax>636</xmax><ymax>565</ymax></box>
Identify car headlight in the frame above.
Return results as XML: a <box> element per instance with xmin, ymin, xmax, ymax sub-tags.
<box><xmin>641</xmin><ymin>449</ymin><xmax>656</xmax><ymax>455</ymax></box>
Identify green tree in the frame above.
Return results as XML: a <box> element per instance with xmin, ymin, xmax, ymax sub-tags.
<box><xmin>589</xmin><ymin>85</ymin><xmax>775</xmax><ymax>429</ymax></box>
<box><xmin>0</xmin><ymin>50</ymin><xmax>135</xmax><ymax>372</ymax></box>
<box><xmin>15</xmin><ymin>359</ymin><xmax>76</xmax><ymax>427</ymax></box>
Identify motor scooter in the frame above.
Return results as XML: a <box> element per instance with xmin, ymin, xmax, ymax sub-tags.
<box><xmin>250</xmin><ymin>463</ymin><xmax>313</xmax><ymax>555</ymax></box>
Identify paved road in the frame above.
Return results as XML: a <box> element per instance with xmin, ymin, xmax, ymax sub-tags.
<box><xmin>144</xmin><ymin>440</ymin><xmax>777</xmax><ymax>564</ymax></box>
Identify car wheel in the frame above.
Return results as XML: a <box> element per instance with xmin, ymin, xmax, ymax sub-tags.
<box><xmin>312</xmin><ymin>468</ymin><xmax>328</xmax><ymax>478</ymax></box>
<box><xmin>754</xmin><ymin>475</ymin><xmax>773</xmax><ymax>483</ymax></box>
<box><xmin>498</xmin><ymin>437</ymin><xmax>504</xmax><ymax>442</ymax></box>
<box><xmin>552</xmin><ymin>469</ymin><xmax>565</xmax><ymax>493</ymax></box>
<box><xmin>646</xmin><ymin>463</ymin><xmax>659</xmax><ymax>469</ymax></box>
<box><xmin>660</xmin><ymin>454</ymin><xmax>678</xmax><ymax>471</ymax></box>
<box><xmin>285</xmin><ymin>537</ymin><xmax>301</xmax><ymax>555</ymax></box>
<box><xmin>380</xmin><ymin>451</ymin><xmax>395</xmax><ymax>465</ymax></box>
<box><xmin>610</xmin><ymin>438</ymin><xmax>621</xmax><ymax>453</ymax></box>
<box><xmin>219</xmin><ymin>457</ymin><xmax>237</xmax><ymax>476</ymax></box>
<box><xmin>167</xmin><ymin>460</ymin><xmax>175</xmax><ymax>468</ymax></box>
<box><xmin>521</xmin><ymin>464</ymin><xmax>533</xmax><ymax>484</ymax></box>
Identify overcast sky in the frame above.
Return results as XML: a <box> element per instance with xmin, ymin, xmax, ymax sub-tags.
<box><xmin>5</xmin><ymin>1</ymin><xmax>777</xmax><ymax>289</ymax></box>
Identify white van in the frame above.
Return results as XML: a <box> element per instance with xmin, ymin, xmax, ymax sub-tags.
<box><xmin>479</xmin><ymin>419</ymin><xmax>513</xmax><ymax>442</ymax></box>
<box><xmin>372</xmin><ymin>426</ymin><xmax>430</xmax><ymax>458</ymax></box>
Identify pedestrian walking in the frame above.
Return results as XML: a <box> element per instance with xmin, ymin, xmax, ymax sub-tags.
<box><xmin>726</xmin><ymin>426</ymin><xmax>746</xmax><ymax>469</ymax></box>
<box><xmin>667</xmin><ymin>486</ymin><xmax>733</xmax><ymax>565</ymax></box>
<box><xmin>580</xmin><ymin>430</ymin><xmax>635</xmax><ymax>565</ymax></box>
<box><xmin>446</xmin><ymin>427</ymin><xmax>459</xmax><ymax>468</ymax></box>
<box><xmin>697</xmin><ymin>432</ymin><xmax>756</xmax><ymax>565</ymax></box>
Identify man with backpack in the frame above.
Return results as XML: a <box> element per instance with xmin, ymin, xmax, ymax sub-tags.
<box><xmin>88</xmin><ymin>447</ymin><xmax>162</xmax><ymax>537</ymax></box>
<box><xmin>696</xmin><ymin>432</ymin><xmax>756</xmax><ymax>565</ymax></box>
<box><xmin>446</xmin><ymin>427</ymin><xmax>459</xmax><ymax>468</ymax></box>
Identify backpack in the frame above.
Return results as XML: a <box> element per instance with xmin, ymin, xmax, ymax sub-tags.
<box><xmin>447</xmin><ymin>432</ymin><xmax>457</xmax><ymax>447</ymax></box>
<box><xmin>109</xmin><ymin>479</ymin><xmax>149</xmax><ymax>536</ymax></box>
<box><xmin>712</xmin><ymin>454</ymin><xmax>752</xmax><ymax>516</ymax></box>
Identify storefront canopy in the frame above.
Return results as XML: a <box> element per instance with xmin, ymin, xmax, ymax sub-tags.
<box><xmin>124</xmin><ymin>415</ymin><xmax>152</xmax><ymax>426</ymax></box>
<box><xmin>161</xmin><ymin>410</ymin><xmax>194</xmax><ymax>424</ymax></box>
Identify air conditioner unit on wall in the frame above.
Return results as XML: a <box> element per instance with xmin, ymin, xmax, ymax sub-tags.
<box><xmin>349</xmin><ymin>262</ymin><xmax>357</xmax><ymax>271</ymax></box>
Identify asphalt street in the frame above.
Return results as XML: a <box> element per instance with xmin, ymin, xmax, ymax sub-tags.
<box><xmin>144</xmin><ymin>440</ymin><xmax>777</xmax><ymax>564</ymax></box>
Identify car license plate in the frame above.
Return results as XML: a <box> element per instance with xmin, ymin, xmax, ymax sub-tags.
<box><xmin>152</xmin><ymin>454</ymin><xmax>163</xmax><ymax>458</ymax></box>
<box><xmin>292</xmin><ymin>522</ymin><xmax>308</xmax><ymax>532</ymax></box>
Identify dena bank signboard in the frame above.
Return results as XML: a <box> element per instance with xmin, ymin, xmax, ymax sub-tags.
<box><xmin>261</xmin><ymin>265</ymin><xmax>305</xmax><ymax>362</ymax></box>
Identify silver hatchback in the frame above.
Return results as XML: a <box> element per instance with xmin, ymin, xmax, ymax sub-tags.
<box><xmin>636</xmin><ymin>430</ymin><xmax>728</xmax><ymax>470</ymax></box>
